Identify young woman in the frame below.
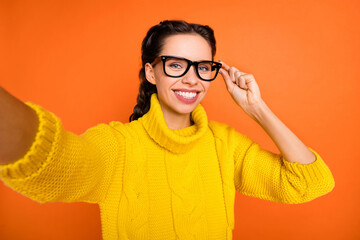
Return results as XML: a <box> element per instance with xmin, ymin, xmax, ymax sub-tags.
<box><xmin>0</xmin><ymin>20</ymin><xmax>335</xmax><ymax>240</ymax></box>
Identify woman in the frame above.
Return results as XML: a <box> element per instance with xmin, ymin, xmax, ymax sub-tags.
<box><xmin>0</xmin><ymin>20</ymin><xmax>335</xmax><ymax>240</ymax></box>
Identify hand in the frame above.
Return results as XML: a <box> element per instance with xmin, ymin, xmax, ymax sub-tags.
<box><xmin>219</xmin><ymin>61</ymin><xmax>264</xmax><ymax>118</ymax></box>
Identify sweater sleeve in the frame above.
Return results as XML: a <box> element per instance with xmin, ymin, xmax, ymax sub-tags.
<box><xmin>0</xmin><ymin>102</ymin><xmax>125</xmax><ymax>204</ymax></box>
<box><xmin>232</xmin><ymin>130</ymin><xmax>335</xmax><ymax>204</ymax></box>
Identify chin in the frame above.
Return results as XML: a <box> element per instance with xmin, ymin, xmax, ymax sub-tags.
<box><xmin>175</xmin><ymin>105</ymin><xmax>198</xmax><ymax>115</ymax></box>
<box><xmin>176</xmin><ymin>96</ymin><xmax>205</xmax><ymax>112</ymax></box>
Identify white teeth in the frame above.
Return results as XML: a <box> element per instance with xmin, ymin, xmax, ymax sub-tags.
<box><xmin>174</xmin><ymin>91</ymin><xmax>197</xmax><ymax>99</ymax></box>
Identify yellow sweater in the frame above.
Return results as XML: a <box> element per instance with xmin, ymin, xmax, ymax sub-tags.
<box><xmin>0</xmin><ymin>94</ymin><xmax>335</xmax><ymax>240</ymax></box>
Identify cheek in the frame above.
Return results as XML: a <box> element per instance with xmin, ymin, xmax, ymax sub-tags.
<box><xmin>153</xmin><ymin>69</ymin><xmax>161</xmax><ymax>84</ymax></box>
<box><xmin>155</xmin><ymin>76</ymin><xmax>176</xmax><ymax>94</ymax></box>
<box><xmin>203</xmin><ymin>82</ymin><xmax>211</xmax><ymax>92</ymax></box>
<box><xmin>154</xmin><ymin>70</ymin><xmax>165</xmax><ymax>90</ymax></box>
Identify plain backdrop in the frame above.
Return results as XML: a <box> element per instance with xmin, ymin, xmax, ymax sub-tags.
<box><xmin>0</xmin><ymin>0</ymin><xmax>359</xmax><ymax>239</ymax></box>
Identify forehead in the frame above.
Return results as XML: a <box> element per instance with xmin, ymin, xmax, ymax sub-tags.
<box><xmin>160</xmin><ymin>34</ymin><xmax>212</xmax><ymax>61</ymax></box>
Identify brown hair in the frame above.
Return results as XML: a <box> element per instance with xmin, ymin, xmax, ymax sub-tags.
<box><xmin>129</xmin><ymin>20</ymin><xmax>216</xmax><ymax>122</ymax></box>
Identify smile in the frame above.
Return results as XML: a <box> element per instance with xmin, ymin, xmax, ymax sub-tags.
<box><xmin>174</xmin><ymin>91</ymin><xmax>198</xmax><ymax>99</ymax></box>
<box><xmin>172</xmin><ymin>89</ymin><xmax>200</xmax><ymax>104</ymax></box>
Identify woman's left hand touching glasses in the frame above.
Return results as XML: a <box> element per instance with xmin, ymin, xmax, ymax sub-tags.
<box><xmin>219</xmin><ymin>61</ymin><xmax>264</xmax><ymax>119</ymax></box>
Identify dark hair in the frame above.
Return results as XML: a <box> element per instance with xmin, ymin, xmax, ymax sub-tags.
<box><xmin>129</xmin><ymin>20</ymin><xmax>217</xmax><ymax>122</ymax></box>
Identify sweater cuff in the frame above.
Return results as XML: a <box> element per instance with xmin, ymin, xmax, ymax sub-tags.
<box><xmin>282</xmin><ymin>147</ymin><xmax>335</xmax><ymax>184</ymax></box>
<box><xmin>0</xmin><ymin>102</ymin><xmax>59</xmax><ymax>180</ymax></box>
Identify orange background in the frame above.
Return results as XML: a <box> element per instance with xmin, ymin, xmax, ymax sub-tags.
<box><xmin>1</xmin><ymin>0</ymin><xmax>359</xmax><ymax>239</ymax></box>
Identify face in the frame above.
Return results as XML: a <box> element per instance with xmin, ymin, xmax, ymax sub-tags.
<box><xmin>145</xmin><ymin>33</ymin><xmax>213</xmax><ymax>119</ymax></box>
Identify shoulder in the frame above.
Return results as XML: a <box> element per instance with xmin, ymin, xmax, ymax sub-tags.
<box><xmin>208</xmin><ymin>120</ymin><xmax>236</xmax><ymax>144</ymax></box>
<box><xmin>108</xmin><ymin>119</ymin><xmax>143</xmax><ymax>139</ymax></box>
<box><xmin>208</xmin><ymin>120</ymin><xmax>232</xmax><ymax>131</ymax></box>
<box><xmin>208</xmin><ymin>120</ymin><xmax>236</xmax><ymax>138</ymax></box>
<box><xmin>208</xmin><ymin>120</ymin><xmax>252</xmax><ymax>144</ymax></box>
<box><xmin>77</xmin><ymin>120</ymin><xmax>144</xmax><ymax>147</ymax></box>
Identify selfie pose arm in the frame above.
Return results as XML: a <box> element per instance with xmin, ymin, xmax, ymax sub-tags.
<box><xmin>0</xmin><ymin>87</ymin><xmax>39</xmax><ymax>165</ymax></box>
<box><xmin>0</xmin><ymin>87</ymin><xmax>124</xmax><ymax>204</ymax></box>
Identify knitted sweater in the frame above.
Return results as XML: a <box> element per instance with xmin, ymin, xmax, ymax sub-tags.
<box><xmin>0</xmin><ymin>94</ymin><xmax>335</xmax><ymax>240</ymax></box>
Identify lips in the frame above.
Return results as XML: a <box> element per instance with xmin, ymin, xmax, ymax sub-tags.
<box><xmin>172</xmin><ymin>89</ymin><xmax>200</xmax><ymax>104</ymax></box>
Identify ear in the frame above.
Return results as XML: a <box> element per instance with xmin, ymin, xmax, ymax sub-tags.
<box><xmin>145</xmin><ymin>63</ymin><xmax>156</xmax><ymax>85</ymax></box>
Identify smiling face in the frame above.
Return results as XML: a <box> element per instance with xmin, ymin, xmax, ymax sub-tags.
<box><xmin>145</xmin><ymin>33</ymin><xmax>213</xmax><ymax>125</ymax></box>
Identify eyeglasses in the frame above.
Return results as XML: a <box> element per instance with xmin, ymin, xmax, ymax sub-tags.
<box><xmin>151</xmin><ymin>55</ymin><xmax>222</xmax><ymax>81</ymax></box>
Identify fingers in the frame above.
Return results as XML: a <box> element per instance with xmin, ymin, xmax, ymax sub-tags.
<box><xmin>219</xmin><ymin>60</ymin><xmax>248</xmax><ymax>91</ymax></box>
<box><xmin>235</xmin><ymin>71</ymin><xmax>246</xmax><ymax>90</ymax></box>
<box><xmin>219</xmin><ymin>65</ymin><xmax>234</xmax><ymax>92</ymax></box>
<box><xmin>235</xmin><ymin>72</ymin><xmax>250</xmax><ymax>90</ymax></box>
<box><xmin>220</xmin><ymin>61</ymin><xmax>230</xmax><ymax>71</ymax></box>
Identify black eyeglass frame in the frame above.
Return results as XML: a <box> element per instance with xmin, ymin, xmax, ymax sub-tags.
<box><xmin>151</xmin><ymin>55</ymin><xmax>222</xmax><ymax>81</ymax></box>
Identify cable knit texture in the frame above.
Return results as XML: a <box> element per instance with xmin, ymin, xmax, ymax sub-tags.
<box><xmin>0</xmin><ymin>93</ymin><xmax>335</xmax><ymax>240</ymax></box>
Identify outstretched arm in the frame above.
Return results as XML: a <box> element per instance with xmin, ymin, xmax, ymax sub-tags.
<box><xmin>0</xmin><ymin>87</ymin><xmax>39</xmax><ymax>164</ymax></box>
<box><xmin>0</xmin><ymin>92</ymin><xmax>125</xmax><ymax>204</ymax></box>
<box><xmin>219</xmin><ymin>61</ymin><xmax>315</xmax><ymax>165</ymax></box>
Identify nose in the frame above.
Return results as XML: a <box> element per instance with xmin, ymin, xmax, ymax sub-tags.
<box><xmin>181</xmin><ymin>65</ymin><xmax>200</xmax><ymax>85</ymax></box>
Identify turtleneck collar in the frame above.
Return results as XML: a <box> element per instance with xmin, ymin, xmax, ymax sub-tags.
<box><xmin>140</xmin><ymin>93</ymin><xmax>208</xmax><ymax>154</ymax></box>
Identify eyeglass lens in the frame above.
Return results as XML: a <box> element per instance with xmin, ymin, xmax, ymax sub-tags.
<box><xmin>164</xmin><ymin>57</ymin><xmax>219</xmax><ymax>80</ymax></box>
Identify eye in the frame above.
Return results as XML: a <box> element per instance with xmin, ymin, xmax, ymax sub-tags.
<box><xmin>169</xmin><ymin>63</ymin><xmax>182</xmax><ymax>69</ymax></box>
<box><xmin>198</xmin><ymin>63</ymin><xmax>211</xmax><ymax>72</ymax></box>
<box><xmin>198</xmin><ymin>66</ymin><xmax>209</xmax><ymax>71</ymax></box>
<box><xmin>166</xmin><ymin>58</ymin><xmax>187</xmax><ymax>70</ymax></box>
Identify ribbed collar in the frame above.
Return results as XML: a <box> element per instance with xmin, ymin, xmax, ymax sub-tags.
<box><xmin>140</xmin><ymin>93</ymin><xmax>208</xmax><ymax>154</ymax></box>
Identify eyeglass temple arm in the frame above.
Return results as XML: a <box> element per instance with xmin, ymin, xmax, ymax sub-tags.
<box><xmin>151</xmin><ymin>57</ymin><xmax>162</xmax><ymax>66</ymax></box>
<box><xmin>211</xmin><ymin>63</ymin><xmax>222</xmax><ymax>71</ymax></box>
